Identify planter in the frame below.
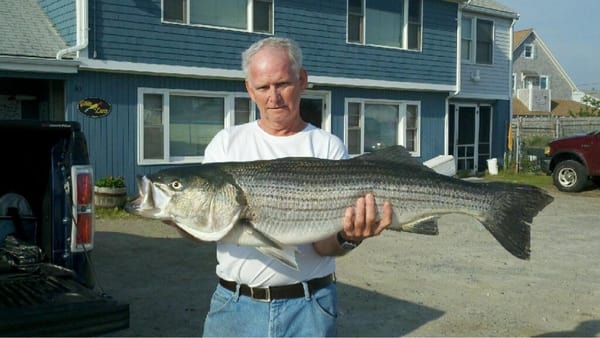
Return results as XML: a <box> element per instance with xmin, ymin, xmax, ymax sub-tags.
<box><xmin>94</xmin><ymin>186</ymin><xmax>127</xmax><ymax>208</ymax></box>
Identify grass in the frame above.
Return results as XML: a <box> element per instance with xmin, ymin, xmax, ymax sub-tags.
<box><xmin>482</xmin><ymin>170</ymin><xmax>553</xmax><ymax>189</ymax></box>
<box><xmin>94</xmin><ymin>206</ymin><xmax>134</xmax><ymax>219</ymax></box>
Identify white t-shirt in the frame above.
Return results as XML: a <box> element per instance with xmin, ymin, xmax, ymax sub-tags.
<box><xmin>203</xmin><ymin>121</ymin><xmax>348</xmax><ymax>287</ymax></box>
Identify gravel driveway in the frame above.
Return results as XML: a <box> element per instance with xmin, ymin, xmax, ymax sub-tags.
<box><xmin>95</xmin><ymin>186</ymin><xmax>600</xmax><ymax>337</ymax></box>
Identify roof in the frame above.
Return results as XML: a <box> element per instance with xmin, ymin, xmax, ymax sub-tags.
<box><xmin>463</xmin><ymin>0</ymin><xmax>519</xmax><ymax>19</ymax></box>
<box><xmin>513</xmin><ymin>28</ymin><xmax>533</xmax><ymax>50</ymax></box>
<box><xmin>0</xmin><ymin>0</ymin><xmax>68</xmax><ymax>59</ymax></box>
<box><xmin>513</xmin><ymin>99</ymin><xmax>590</xmax><ymax>117</ymax></box>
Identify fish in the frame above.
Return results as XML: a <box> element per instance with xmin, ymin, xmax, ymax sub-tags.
<box><xmin>125</xmin><ymin>145</ymin><xmax>554</xmax><ymax>269</ymax></box>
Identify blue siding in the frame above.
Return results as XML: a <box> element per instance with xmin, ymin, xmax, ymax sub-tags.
<box><xmin>67</xmin><ymin>71</ymin><xmax>449</xmax><ymax>195</ymax></box>
<box><xmin>460</xmin><ymin>14</ymin><xmax>513</xmax><ymax>99</ymax></box>
<box><xmin>89</xmin><ymin>0</ymin><xmax>458</xmax><ymax>85</ymax></box>
<box><xmin>39</xmin><ymin>0</ymin><xmax>76</xmax><ymax>44</ymax></box>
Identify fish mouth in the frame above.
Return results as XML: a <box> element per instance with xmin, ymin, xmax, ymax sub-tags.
<box><xmin>124</xmin><ymin>175</ymin><xmax>171</xmax><ymax>220</ymax></box>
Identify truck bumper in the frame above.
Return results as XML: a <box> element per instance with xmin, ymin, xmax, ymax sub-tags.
<box><xmin>541</xmin><ymin>158</ymin><xmax>552</xmax><ymax>175</ymax></box>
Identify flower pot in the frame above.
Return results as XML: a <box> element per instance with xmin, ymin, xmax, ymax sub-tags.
<box><xmin>94</xmin><ymin>186</ymin><xmax>127</xmax><ymax>208</ymax></box>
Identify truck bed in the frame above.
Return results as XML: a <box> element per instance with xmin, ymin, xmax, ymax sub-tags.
<box><xmin>0</xmin><ymin>263</ymin><xmax>129</xmax><ymax>336</ymax></box>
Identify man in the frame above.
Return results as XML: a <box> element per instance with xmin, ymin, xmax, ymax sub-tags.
<box><xmin>202</xmin><ymin>37</ymin><xmax>392</xmax><ymax>337</ymax></box>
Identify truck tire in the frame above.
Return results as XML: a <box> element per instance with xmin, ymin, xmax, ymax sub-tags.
<box><xmin>553</xmin><ymin>160</ymin><xmax>587</xmax><ymax>192</ymax></box>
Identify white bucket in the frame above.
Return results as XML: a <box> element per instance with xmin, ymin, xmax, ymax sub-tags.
<box><xmin>487</xmin><ymin>158</ymin><xmax>498</xmax><ymax>175</ymax></box>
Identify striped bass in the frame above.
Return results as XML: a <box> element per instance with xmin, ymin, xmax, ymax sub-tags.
<box><xmin>125</xmin><ymin>146</ymin><xmax>554</xmax><ymax>269</ymax></box>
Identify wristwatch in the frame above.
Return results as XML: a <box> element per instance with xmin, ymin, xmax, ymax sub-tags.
<box><xmin>336</xmin><ymin>231</ymin><xmax>362</xmax><ymax>250</ymax></box>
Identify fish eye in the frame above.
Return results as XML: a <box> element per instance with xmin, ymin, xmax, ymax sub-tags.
<box><xmin>170</xmin><ymin>180</ymin><xmax>183</xmax><ymax>190</ymax></box>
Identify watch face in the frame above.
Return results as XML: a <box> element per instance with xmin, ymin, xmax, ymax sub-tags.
<box><xmin>337</xmin><ymin>232</ymin><xmax>360</xmax><ymax>250</ymax></box>
<box><xmin>341</xmin><ymin>242</ymin><xmax>358</xmax><ymax>250</ymax></box>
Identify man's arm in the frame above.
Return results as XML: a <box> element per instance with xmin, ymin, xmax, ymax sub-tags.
<box><xmin>313</xmin><ymin>193</ymin><xmax>392</xmax><ymax>257</ymax></box>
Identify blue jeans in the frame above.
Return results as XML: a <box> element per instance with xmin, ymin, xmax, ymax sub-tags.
<box><xmin>202</xmin><ymin>282</ymin><xmax>338</xmax><ymax>337</ymax></box>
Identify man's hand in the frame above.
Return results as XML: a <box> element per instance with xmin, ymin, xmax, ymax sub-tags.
<box><xmin>341</xmin><ymin>193</ymin><xmax>392</xmax><ymax>243</ymax></box>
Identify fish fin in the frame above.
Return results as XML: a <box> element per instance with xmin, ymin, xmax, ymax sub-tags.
<box><xmin>233</xmin><ymin>221</ymin><xmax>301</xmax><ymax>270</ymax></box>
<box><xmin>392</xmin><ymin>216</ymin><xmax>440</xmax><ymax>235</ymax></box>
<box><xmin>479</xmin><ymin>183</ymin><xmax>554</xmax><ymax>260</ymax></box>
<box><xmin>255</xmin><ymin>246</ymin><xmax>300</xmax><ymax>271</ymax></box>
<box><xmin>355</xmin><ymin>145</ymin><xmax>435</xmax><ymax>172</ymax></box>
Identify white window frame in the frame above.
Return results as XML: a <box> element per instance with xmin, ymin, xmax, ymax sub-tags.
<box><xmin>524</xmin><ymin>43</ymin><xmax>535</xmax><ymax>59</ymax></box>
<box><xmin>461</xmin><ymin>16</ymin><xmax>494</xmax><ymax>64</ymax></box>
<box><xmin>137</xmin><ymin>88</ymin><xmax>256</xmax><ymax>165</ymax></box>
<box><xmin>344</xmin><ymin>98</ymin><xmax>421</xmax><ymax>156</ymax></box>
<box><xmin>162</xmin><ymin>0</ymin><xmax>274</xmax><ymax>34</ymax></box>
<box><xmin>347</xmin><ymin>0</ymin><xmax>423</xmax><ymax>50</ymax></box>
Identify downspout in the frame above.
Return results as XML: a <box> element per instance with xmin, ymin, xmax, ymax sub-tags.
<box><xmin>445</xmin><ymin>0</ymin><xmax>469</xmax><ymax>156</ymax></box>
<box><xmin>508</xmin><ymin>16</ymin><xmax>518</xmax><ymax>171</ymax></box>
<box><xmin>56</xmin><ymin>0</ymin><xmax>88</xmax><ymax>59</ymax></box>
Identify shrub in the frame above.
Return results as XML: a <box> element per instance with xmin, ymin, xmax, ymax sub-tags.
<box><xmin>95</xmin><ymin>176</ymin><xmax>126</xmax><ymax>188</ymax></box>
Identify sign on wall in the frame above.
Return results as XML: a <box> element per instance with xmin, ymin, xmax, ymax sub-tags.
<box><xmin>78</xmin><ymin>98</ymin><xmax>111</xmax><ymax>118</ymax></box>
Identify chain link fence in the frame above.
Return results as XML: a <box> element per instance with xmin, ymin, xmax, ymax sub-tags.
<box><xmin>507</xmin><ymin>117</ymin><xmax>600</xmax><ymax>173</ymax></box>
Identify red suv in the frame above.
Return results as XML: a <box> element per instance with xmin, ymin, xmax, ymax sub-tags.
<box><xmin>542</xmin><ymin>131</ymin><xmax>600</xmax><ymax>192</ymax></box>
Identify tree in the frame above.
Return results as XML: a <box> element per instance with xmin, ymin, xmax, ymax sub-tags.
<box><xmin>569</xmin><ymin>95</ymin><xmax>600</xmax><ymax>117</ymax></box>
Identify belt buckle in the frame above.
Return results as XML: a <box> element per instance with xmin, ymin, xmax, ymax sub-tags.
<box><xmin>250</xmin><ymin>286</ymin><xmax>271</xmax><ymax>302</ymax></box>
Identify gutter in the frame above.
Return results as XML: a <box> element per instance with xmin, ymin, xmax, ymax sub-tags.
<box><xmin>56</xmin><ymin>0</ymin><xmax>88</xmax><ymax>60</ymax></box>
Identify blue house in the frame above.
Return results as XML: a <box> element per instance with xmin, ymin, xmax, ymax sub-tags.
<box><xmin>0</xmin><ymin>0</ymin><xmax>517</xmax><ymax>195</ymax></box>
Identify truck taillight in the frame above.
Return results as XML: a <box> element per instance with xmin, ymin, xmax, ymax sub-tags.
<box><xmin>71</xmin><ymin>165</ymin><xmax>94</xmax><ymax>252</ymax></box>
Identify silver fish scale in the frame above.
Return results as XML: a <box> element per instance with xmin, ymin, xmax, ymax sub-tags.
<box><xmin>220</xmin><ymin>159</ymin><xmax>495</xmax><ymax>243</ymax></box>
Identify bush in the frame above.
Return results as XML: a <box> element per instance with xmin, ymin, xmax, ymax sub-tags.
<box><xmin>95</xmin><ymin>176</ymin><xmax>126</xmax><ymax>188</ymax></box>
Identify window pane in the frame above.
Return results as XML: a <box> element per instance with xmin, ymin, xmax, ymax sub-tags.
<box><xmin>347</xmin><ymin>102</ymin><xmax>361</xmax><ymax>154</ymax></box>
<box><xmin>364</xmin><ymin>103</ymin><xmax>398</xmax><ymax>152</ymax></box>
<box><xmin>190</xmin><ymin>0</ymin><xmax>246</xmax><ymax>29</ymax></box>
<box><xmin>143</xmin><ymin>94</ymin><xmax>164</xmax><ymax>160</ymax></box>
<box><xmin>169</xmin><ymin>95</ymin><xmax>224</xmax><ymax>157</ymax></box>
<box><xmin>407</xmin><ymin>0</ymin><xmax>421</xmax><ymax>49</ymax></box>
<box><xmin>365</xmin><ymin>0</ymin><xmax>403</xmax><ymax>48</ymax></box>
<box><xmin>476</xmin><ymin>19</ymin><xmax>493</xmax><ymax>64</ymax></box>
<box><xmin>348</xmin><ymin>0</ymin><xmax>363</xmax><ymax>42</ymax></box>
<box><xmin>253</xmin><ymin>0</ymin><xmax>272</xmax><ymax>33</ymax></box>
<box><xmin>461</xmin><ymin>18</ymin><xmax>472</xmax><ymax>60</ymax></box>
<box><xmin>164</xmin><ymin>0</ymin><xmax>185</xmax><ymax>23</ymax></box>
<box><xmin>235</xmin><ymin>97</ymin><xmax>251</xmax><ymax>125</ymax></box>
<box><xmin>406</xmin><ymin>104</ymin><xmax>418</xmax><ymax>152</ymax></box>
<box><xmin>348</xmin><ymin>14</ymin><xmax>363</xmax><ymax>42</ymax></box>
<box><xmin>540</xmin><ymin>76</ymin><xmax>548</xmax><ymax>90</ymax></box>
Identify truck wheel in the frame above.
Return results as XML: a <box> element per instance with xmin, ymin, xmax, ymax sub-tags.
<box><xmin>553</xmin><ymin>160</ymin><xmax>587</xmax><ymax>192</ymax></box>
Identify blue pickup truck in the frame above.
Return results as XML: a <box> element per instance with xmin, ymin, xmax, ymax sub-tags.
<box><xmin>0</xmin><ymin>120</ymin><xmax>129</xmax><ymax>335</ymax></box>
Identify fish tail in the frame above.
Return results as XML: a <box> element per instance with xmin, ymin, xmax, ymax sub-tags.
<box><xmin>479</xmin><ymin>183</ymin><xmax>554</xmax><ymax>260</ymax></box>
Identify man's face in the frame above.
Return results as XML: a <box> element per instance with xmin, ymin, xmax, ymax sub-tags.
<box><xmin>245</xmin><ymin>47</ymin><xmax>307</xmax><ymax>129</ymax></box>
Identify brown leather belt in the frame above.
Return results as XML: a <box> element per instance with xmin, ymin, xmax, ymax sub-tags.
<box><xmin>218</xmin><ymin>274</ymin><xmax>335</xmax><ymax>302</ymax></box>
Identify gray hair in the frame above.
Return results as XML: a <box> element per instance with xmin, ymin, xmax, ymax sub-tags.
<box><xmin>241</xmin><ymin>37</ymin><xmax>303</xmax><ymax>78</ymax></box>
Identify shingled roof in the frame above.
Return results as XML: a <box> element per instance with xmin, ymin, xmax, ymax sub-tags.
<box><xmin>0</xmin><ymin>0</ymin><xmax>68</xmax><ymax>59</ymax></box>
<box><xmin>513</xmin><ymin>28</ymin><xmax>533</xmax><ymax>50</ymax></box>
<box><xmin>513</xmin><ymin>99</ymin><xmax>590</xmax><ymax>117</ymax></box>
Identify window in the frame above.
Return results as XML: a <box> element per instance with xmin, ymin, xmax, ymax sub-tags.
<box><xmin>523</xmin><ymin>75</ymin><xmax>549</xmax><ymax>90</ymax></box>
<box><xmin>163</xmin><ymin>0</ymin><xmax>273</xmax><ymax>34</ymax></box>
<box><xmin>347</xmin><ymin>0</ymin><xmax>422</xmax><ymax>50</ymax></box>
<box><xmin>475</xmin><ymin>19</ymin><xmax>493</xmax><ymax>64</ymax></box>
<box><xmin>540</xmin><ymin>75</ymin><xmax>549</xmax><ymax>90</ymax></box>
<box><xmin>461</xmin><ymin>18</ymin><xmax>472</xmax><ymax>61</ymax></box>
<box><xmin>138</xmin><ymin>89</ymin><xmax>255</xmax><ymax>164</ymax></box>
<box><xmin>345</xmin><ymin>99</ymin><xmax>420</xmax><ymax>155</ymax></box>
<box><xmin>524</xmin><ymin>44</ymin><xmax>534</xmax><ymax>59</ymax></box>
<box><xmin>461</xmin><ymin>17</ymin><xmax>494</xmax><ymax>64</ymax></box>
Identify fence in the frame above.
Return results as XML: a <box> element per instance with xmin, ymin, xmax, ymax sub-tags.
<box><xmin>507</xmin><ymin>116</ymin><xmax>600</xmax><ymax>173</ymax></box>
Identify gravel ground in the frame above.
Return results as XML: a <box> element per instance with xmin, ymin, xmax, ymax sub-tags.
<box><xmin>94</xmin><ymin>185</ymin><xmax>600</xmax><ymax>337</ymax></box>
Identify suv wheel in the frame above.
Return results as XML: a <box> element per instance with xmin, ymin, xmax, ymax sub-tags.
<box><xmin>553</xmin><ymin>160</ymin><xmax>587</xmax><ymax>192</ymax></box>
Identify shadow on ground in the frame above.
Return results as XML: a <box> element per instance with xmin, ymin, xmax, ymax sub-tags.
<box><xmin>93</xmin><ymin>230</ymin><xmax>443</xmax><ymax>336</ymax></box>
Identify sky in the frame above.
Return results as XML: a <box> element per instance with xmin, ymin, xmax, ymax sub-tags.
<box><xmin>499</xmin><ymin>0</ymin><xmax>600</xmax><ymax>91</ymax></box>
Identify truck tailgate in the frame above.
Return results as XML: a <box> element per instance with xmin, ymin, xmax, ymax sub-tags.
<box><xmin>0</xmin><ymin>263</ymin><xmax>129</xmax><ymax>336</ymax></box>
